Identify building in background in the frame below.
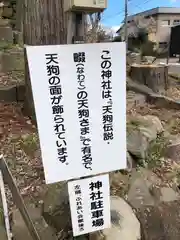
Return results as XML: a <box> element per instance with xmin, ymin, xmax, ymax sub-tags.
<box><xmin>117</xmin><ymin>7</ymin><xmax>180</xmax><ymax>50</ymax></box>
<box><xmin>169</xmin><ymin>24</ymin><xmax>180</xmax><ymax>57</ymax></box>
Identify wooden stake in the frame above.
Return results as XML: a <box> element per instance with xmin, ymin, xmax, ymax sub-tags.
<box><xmin>0</xmin><ymin>169</ymin><xmax>12</xmax><ymax>240</ymax></box>
<box><xmin>0</xmin><ymin>155</ymin><xmax>40</xmax><ymax>240</ymax></box>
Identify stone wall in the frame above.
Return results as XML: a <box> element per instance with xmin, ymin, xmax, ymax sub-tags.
<box><xmin>0</xmin><ymin>0</ymin><xmax>22</xmax><ymax>41</ymax></box>
<box><xmin>0</xmin><ymin>21</ymin><xmax>24</xmax><ymax>73</ymax></box>
<box><xmin>0</xmin><ymin>0</ymin><xmax>17</xmax><ymax>29</ymax></box>
<box><xmin>0</xmin><ymin>0</ymin><xmax>24</xmax><ymax>75</ymax></box>
<box><xmin>0</xmin><ymin>0</ymin><xmax>22</xmax><ymax>45</ymax></box>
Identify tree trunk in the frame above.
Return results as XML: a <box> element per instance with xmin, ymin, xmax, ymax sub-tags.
<box><xmin>130</xmin><ymin>64</ymin><xmax>169</xmax><ymax>95</ymax></box>
<box><xmin>23</xmin><ymin>2</ymin><xmax>72</xmax><ymax>236</ymax></box>
<box><xmin>23</xmin><ymin>0</ymin><xmax>67</xmax><ymax>118</ymax></box>
<box><xmin>16</xmin><ymin>0</ymin><xmax>24</xmax><ymax>31</ymax></box>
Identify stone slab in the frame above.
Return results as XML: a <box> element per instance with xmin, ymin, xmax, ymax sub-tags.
<box><xmin>0</xmin><ymin>26</ymin><xmax>13</xmax><ymax>43</ymax></box>
<box><xmin>42</xmin><ymin>183</ymin><xmax>71</xmax><ymax>232</ymax></box>
<box><xmin>165</xmin><ymin>136</ymin><xmax>180</xmax><ymax>162</ymax></box>
<box><xmin>137</xmin><ymin>201</ymin><xmax>180</xmax><ymax>240</ymax></box>
<box><xmin>128</xmin><ymin>175</ymin><xmax>156</xmax><ymax>208</ymax></box>
<box><xmin>0</xmin><ymin>19</ymin><xmax>10</xmax><ymax>26</ymax></box>
<box><xmin>2</xmin><ymin>1</ymin><xmax>11</xmax><ymax>7</ymax></box>
<box><xmin>0</xmin><ymin>84</ymin><xmax>25</xmax><ymax>103</ymax></box>
<box><xmin>160</xmin><ymin>187</ymin><xmax>179</xmax><ymax>202</ymax></box>
<box><xmin>0</xmin><ymin>85</ymin><xmax>17</xmax><ymax>102</ymax></box>
<box><xmin>12</xmin><ymin>206</ymin><xmax>58</xmax><ymax>240</ymax></box>
<box><xmin>1</xmin><ymin>50</ymin><xmax>24</xmax><ymax>72</ymax></box>
<box><xmin>2</xmin><ymin>7</ymin><xmax>13</xmax><ymax>18</ymax></box>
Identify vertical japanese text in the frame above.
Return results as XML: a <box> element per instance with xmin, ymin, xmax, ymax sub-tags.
<box><xmin>45</xmin><ymin>53</ymin><xmax>68</xmax><ymax>164</ymax></box>
<box><xmin>73</xmin><ymin>52</ymin><xmax>92</xmax><ymax>171</ymax></box>
<box><xmin>101</xmin><ymin>50</ymin><xmax>114</xmax><ymax>144</ymax></box>
<box><xmin>89</xmin><ymin>180</ymin><xmax>104</xmax><ymax>228</ymax></box>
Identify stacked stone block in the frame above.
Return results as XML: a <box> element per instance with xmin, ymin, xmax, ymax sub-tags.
<box><xmin>1</xmin><ymin>0</ymin><xmax>17</xmax><ymax>29</ymax></box>
<box><xmin>0</xmin><ymin>0</ymin><xmax>22</xmax><ymax>44</ymax></box>
<box><xmin>0</xmin><ymin>1</ymin><xmax>24</xmax><ymax>73</ymax></box>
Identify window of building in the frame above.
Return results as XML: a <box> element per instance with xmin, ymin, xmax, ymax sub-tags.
<box><xmin>173</xmin><ymin>20</ymin><xmax>180</xmax><ymax>25</ymax></box>
<box><xmin>159</xmin><ymin>42</ymin><xmax>168</xmax><ymax>48</ymax></box>
<box><xmin>161</xmin><ymin>20</ymin><xmax>170</xmax><ymax>26</ymax></box>
<box><xmin>128</xmin><ymin>20</ymin><xmax>134</xmax><ymax>23</ymax></box>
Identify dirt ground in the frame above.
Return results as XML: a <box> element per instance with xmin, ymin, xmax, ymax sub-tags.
<box><xmin>0</xmin><ymin>71</ymin><xmax>24</xmax><ymax>87</ymax></box>
<box><xmin>1</xmin><ymin>98</ymin><xmax>180</xmax><ymax>208</ymax></box>
<box><xmin>1</xmin><ymin>81</ymin><xmax>180</xmax><ymax>240</ymax></box>
<box><xmin>0</xmin><ymin>102</ymin><xmax>47</xmax><ymax>208</ymax></box>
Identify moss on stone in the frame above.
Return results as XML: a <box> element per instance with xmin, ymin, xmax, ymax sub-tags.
<box><xmin>127</xmin><ymin>118</ymin><xmax>149</xmax><ymax>134</ymax></box>
<box><xmin>0</xmin><ymin>42</ymin><xmax>22</xmax><ymax>51</ymax></box>
<box><xmin>145</xmin><ymin>132</ymin><xmax>169</xmax><ymax>168</ymax></box>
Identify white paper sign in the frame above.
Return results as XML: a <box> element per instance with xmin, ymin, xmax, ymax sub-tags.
<box><xmin>68</xmin><ymin>174</ymin><xmax>111</xmax><ymax>236</ymax></box>
<box><xmin>26</xmin><ymin>42</ymin><xmax>126</xmax><ymax>184</ymax></box>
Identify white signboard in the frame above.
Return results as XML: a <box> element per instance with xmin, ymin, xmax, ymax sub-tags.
<box><xmin>68</xmin><ymin>174</ymin><xmax>111</xmax><ymax>236</ymax></box>
<box><xmin>26</xmin><ymin>42</ymin><xmax>126</xmax><ymax>184</ymax></box>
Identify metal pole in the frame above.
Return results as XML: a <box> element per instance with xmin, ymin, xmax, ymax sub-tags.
<box><xmin>166</xmin><ymin>43</ymin><xmax>170</xmax><ymax>65</ymax></box>
<box><xmin>67</xmin><ymin>11</ymin><xmax>86</xmax><ymax>44</ymax></box>
<box><xmin>166</xmin><ymin>27</ymin><xmax>172</xmax><ymax>65</ymax></box>
<box><xmin>125</xmin><ymin>0</ymin><xmax>128</xmax><ymax>51</ymax></box>
<box><xmin>0</xmin><ymin>170</ymin><xmax>12</xmax><ymax>240</ymax></box>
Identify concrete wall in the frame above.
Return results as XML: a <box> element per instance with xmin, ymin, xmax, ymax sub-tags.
<box><xmin>156</xmin><ymin>14</ymin><xmax>180</xmax><ymax>42</ymax></box>
<box><xmin>125</xmin><ymin>15</ymin><xmax>158</xmax><ymax>40</ymax></box>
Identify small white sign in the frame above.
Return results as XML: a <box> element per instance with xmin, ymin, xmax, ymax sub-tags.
<box><xmin>68</xmin><ymin>174</ymin><xmax>111</xmax><ymax>236</ymax></box>
<box><xmin>26</xmin><ymin>43</ymin><xmax>126</xmax><ymax>184</ymax></box>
